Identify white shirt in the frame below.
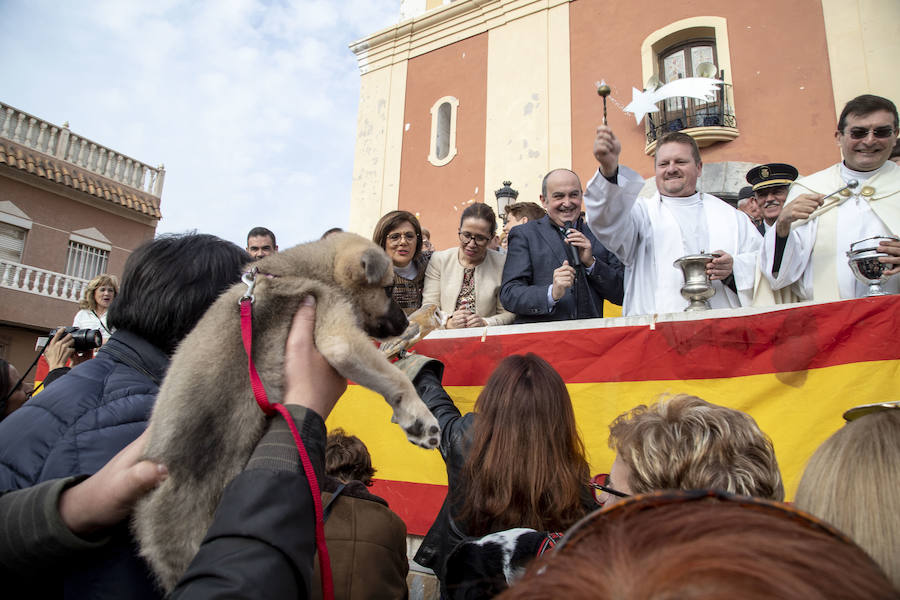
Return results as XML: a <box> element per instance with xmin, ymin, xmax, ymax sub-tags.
<box><xmin>661</xmin><ymin>192</ymin><xmax>707</xmax><ymax>255</ymax></box>
<box><xmin>73</xmin><ymin>309</ymin><xmax>114</xmax><ymax>342</ymax></box>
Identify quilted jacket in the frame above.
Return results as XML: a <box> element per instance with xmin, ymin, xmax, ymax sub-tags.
<box><xmin>0</xmin><ymin>329</ymin><xmax>169</xmax><ymax>599</ymax></box>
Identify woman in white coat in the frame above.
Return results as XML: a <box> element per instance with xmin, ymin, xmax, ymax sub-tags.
<box><xmin>423</xmin><ymin>203</ymin><xmax>514</xmax><ymax>328</ymax></box>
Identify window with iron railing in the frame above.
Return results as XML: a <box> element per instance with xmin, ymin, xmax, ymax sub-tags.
<box><xmin>65</xmin><ymin>241</ymin><xmax>108</xmax><ymax>280</ymax></box>
<box><xmin>646</xmin><ymin>38</ymin><xmax>736</xmax><ymax>144</ymax></box>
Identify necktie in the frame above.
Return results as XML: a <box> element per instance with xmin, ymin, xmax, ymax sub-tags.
<box><xmin>559</xmin><ymin>224</ymin><xmax>600</xmax><ymax>319</ymax></box>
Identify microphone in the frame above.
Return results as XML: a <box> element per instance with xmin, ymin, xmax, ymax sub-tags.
<box><xmin>564</xmin><ymin>220</ymin><xmax>581</xmax><ymax>267</ymax></box>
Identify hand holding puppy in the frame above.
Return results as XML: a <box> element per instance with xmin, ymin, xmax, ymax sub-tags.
<box><xmin>283</xmin><ymin>296</ymin><xmax>347</xmax><ymax>420</ymax></box>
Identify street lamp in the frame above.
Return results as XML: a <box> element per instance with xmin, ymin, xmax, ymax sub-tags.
<box><xmin>494</xmin><ymin>180</ymin><xmax>519</xmax><ymax>222</ymax></box>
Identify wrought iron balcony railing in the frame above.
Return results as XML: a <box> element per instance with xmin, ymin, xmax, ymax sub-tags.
<box><xmin>646</xmin><ymin>85</ymin><xmax>737</xmax><ymax>145</ymax></box>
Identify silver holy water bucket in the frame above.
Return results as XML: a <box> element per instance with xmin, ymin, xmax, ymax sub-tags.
<box><xmin>847</xmin><ymin>235</ymin><xmax>899</xmax><ymax>296</ymax></box>
<box><xmin>673</xmin><ymin>253</ymin><xmax>718</xmax><ymax>311</ymax></box>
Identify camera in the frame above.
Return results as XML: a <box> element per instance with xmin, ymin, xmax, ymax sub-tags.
<box><xmin>47</xmin><ymin>327</ymin><xmax>103</xmax><ymax>352</ymax></box>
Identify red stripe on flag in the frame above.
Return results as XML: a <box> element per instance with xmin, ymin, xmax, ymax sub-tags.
<box><xmin>415</xmin><ymin>296</ymin><xmax>900</xmax><ymax>385</ymax></box>
<box><xmin>369</xmin><ymin>479</ymin><xmax>446</xmax><ymax>536</ymax></box>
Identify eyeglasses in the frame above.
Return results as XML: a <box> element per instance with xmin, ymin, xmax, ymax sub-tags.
<box><xmin>591</xmin><ymin>473</ymin><xmax>629</xmax><ymax>505</ymax></box>
<box><xmin>845</xmin><ymin>126</ymin><xmax>895</xmax><ymax>140</ymax></box>
<box><xmin>458</xmin><ymin>230</ymin><xmax>491</xmax><ymax>246</ymax></box>
<box><xmin>386</xmin><ymin>232</ymin><xmax>418</xmax><ymax>243</ymax></box>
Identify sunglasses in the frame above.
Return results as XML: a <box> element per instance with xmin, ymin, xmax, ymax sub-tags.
<box><xmin>844</xmin><ymin>126</ymin><xmax>895</xmax><ymax>140</ymax></box>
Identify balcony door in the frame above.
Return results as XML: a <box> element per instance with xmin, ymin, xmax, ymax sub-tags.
<box><xmin>658</xmin><ymin>40</ymin><xmax>721</xmax><ymax>131</ymax></box>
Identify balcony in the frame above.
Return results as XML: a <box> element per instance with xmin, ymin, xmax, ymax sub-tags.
<box><xmin>0</xmin><ymin>101</ymin><xmax>165</xmax><ymax>198</ymax></box>
<box><xmin>644</xmin><ymin>84</ymin><xmax>739</xmax><ymax>155</ymax></box>
<box><xmin>0</xmin><ymin>260</ymin><xmax>87</xmax><ymax>303</ymax></box>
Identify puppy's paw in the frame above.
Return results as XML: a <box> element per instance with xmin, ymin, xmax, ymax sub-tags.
<box><xmin>403</xmin><ymin>413</ymin><xmax>441</xmax><ymax>449</ymax></box>
<box><xmin>387</xmin><ymin>392</ymin><xmax>440</xmax><ymax>449</ymax></box>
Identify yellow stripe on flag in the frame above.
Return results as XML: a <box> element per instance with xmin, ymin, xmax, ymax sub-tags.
<box><xmin>327</xmin><ymin>359</ymin><xmax>898</xmax><ymax>498</ymax></box>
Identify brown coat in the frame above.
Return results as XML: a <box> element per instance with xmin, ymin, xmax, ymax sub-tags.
<box><xmin>313</xmin><ymin>480</ymin><xmax>409</xmax><ymax>599</ymax></box>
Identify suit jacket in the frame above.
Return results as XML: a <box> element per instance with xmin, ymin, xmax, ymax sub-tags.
<box><xmin>423</xmin><ymin>248</ymin><xmax>515</xmax><ymax>326</ymax></box>
<box><xmin>500</xmin><ymin>216</ymin><xmax>624</xmax><ymax>323</ymax></box>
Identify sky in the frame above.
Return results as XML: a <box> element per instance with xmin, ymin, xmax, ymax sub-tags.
<box><xmin>0</xmin><ymin>0</ymin><xmax>402</xmax><ymax>249</ymax></box>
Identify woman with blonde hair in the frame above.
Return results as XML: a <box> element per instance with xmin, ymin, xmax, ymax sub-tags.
<box><xmin>73</xmin><ymin>274</ymin><xmax>119</xmax><ymax>343</ymax></box>
<box><xmin>396</xmin><ymin>352</ymin><xmax>593</xmax><ymax>591</ymax></box>
<box><xmin>794</xmin><ymin>406</ymin><xmax>900</xmax><ymax>589</ymax></box>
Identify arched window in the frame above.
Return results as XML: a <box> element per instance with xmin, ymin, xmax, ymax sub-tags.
<box><xmin>640</xmin><ymin>17</ymin><xmax>739</xmax><ymax>154</ymax></box>
<box><xmin>428</xmin><ymin>96</ymin><xmax>459</xmax><ymax>166</ymax></box>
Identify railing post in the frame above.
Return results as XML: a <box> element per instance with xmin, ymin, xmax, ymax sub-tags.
<box><xmin>154</xmin><ymin>164</ymin><xmax>166</xmax><ymax>197</ymax></box>
<box><xmin>0</xmin><ymin>107</ymin><xmax>13</xmax><ymax>138</ymax></box>
<box><xmin>12</xmin><ymin>112</ymin><xmax>25</xmax><ymax>142</ymax></box>
<box><xmin>55</xmin><ymin>123</ymin><xmax>70</xmax><ymax>159</ymax></box>
<box><xmin>25</xmin><ymin>118</ymin><xmax>37</xmax><ymax>147</ymax></box>
<box><xmin>36</xmin><ymin>122</ymin><xmax>48</xmax><ymax>153</ymax></box>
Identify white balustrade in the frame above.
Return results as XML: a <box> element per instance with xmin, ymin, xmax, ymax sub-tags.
<box><xmin>0</xmin><ymin>100</ymin><xmax>165</xmax><ymax>198</ymax></box>
<box><xmin>0</xmin><ymin>260</ymin><xmax>87</xmax><ymax>303</ymax></box>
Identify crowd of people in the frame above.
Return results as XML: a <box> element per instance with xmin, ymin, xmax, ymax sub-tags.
<box><xmin>374</xmin><ymin>94</ymin><xmax>899</xmax><ymax>325</ymax></box>
<box><xmin>0</xmin><ymin>93</ymin><xmax>897</xmax><ymax>599</ymax></box>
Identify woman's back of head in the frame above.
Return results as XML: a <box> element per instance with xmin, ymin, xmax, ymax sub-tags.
<box><xmin>500</xmin><ymin>491</ymin><xmax>896</xmax><ymax>600</ymax></box>
<box><xmin>795</xmin><ymin>408</ymin><xmax>900</xmax><ymax>589</ymax></box>
<box><xmin>460</xmin><ymin>353</ymin><xmax>589</xmax><ymax>535</ymax></box>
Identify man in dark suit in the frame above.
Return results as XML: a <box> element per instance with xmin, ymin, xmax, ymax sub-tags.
<box><xmin>500</xmin><ymin>169</ymin><xmax>624</xmax><ymax>323</ymax></box>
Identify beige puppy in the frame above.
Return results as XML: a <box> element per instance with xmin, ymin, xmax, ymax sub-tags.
<box><xmin>133</xmin><ymin>232</ymin><xmax>440</xmax><ymax>591</ymax></box>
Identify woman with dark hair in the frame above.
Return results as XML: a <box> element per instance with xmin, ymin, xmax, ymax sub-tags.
<box><xmin>423</xmin><ymin>203</ymin><xmax>514</xmax><ymax>328</ymax></box>
<box><xmin>73</xmin><ymin>273</ymin><xmax>119</xmax><ymax>344</ymax></box>
<box><xmin>396</xmin><ymin>352</ymin><xmax>593</xmax><ymax>591</ymax></box>
<box><xmin>372</xmin><ymin>210</ymin><xmax>431</xmax><ymax>315</ymax></box>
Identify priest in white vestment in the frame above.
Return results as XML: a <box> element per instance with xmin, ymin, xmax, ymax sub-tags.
<box><xmin>758</xmin><ymin>94</ymin><xmax>900</xmax><ymax>303</ymax></box>
<box><xmin>583</xmin><ymin>128</ymin><xmax>762</xmax><ymax>317</ymax></box>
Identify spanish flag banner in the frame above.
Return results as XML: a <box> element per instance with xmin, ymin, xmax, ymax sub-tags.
<box><xmin>327</xmin><ymin>296</ymin><xmax>899</xmax><ymax>535</ymax></box>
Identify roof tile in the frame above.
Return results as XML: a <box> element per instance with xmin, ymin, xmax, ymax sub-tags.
<box><xmin>0</xmin><ymin>139</ymin><xmax>162</xmax><ymax>220</ymax></box>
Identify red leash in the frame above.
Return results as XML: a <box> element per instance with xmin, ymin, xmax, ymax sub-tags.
<box><xmin>239</xmin><ymin>295</ymin><xmax>334</xmax><ymax>599</ymax></box>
